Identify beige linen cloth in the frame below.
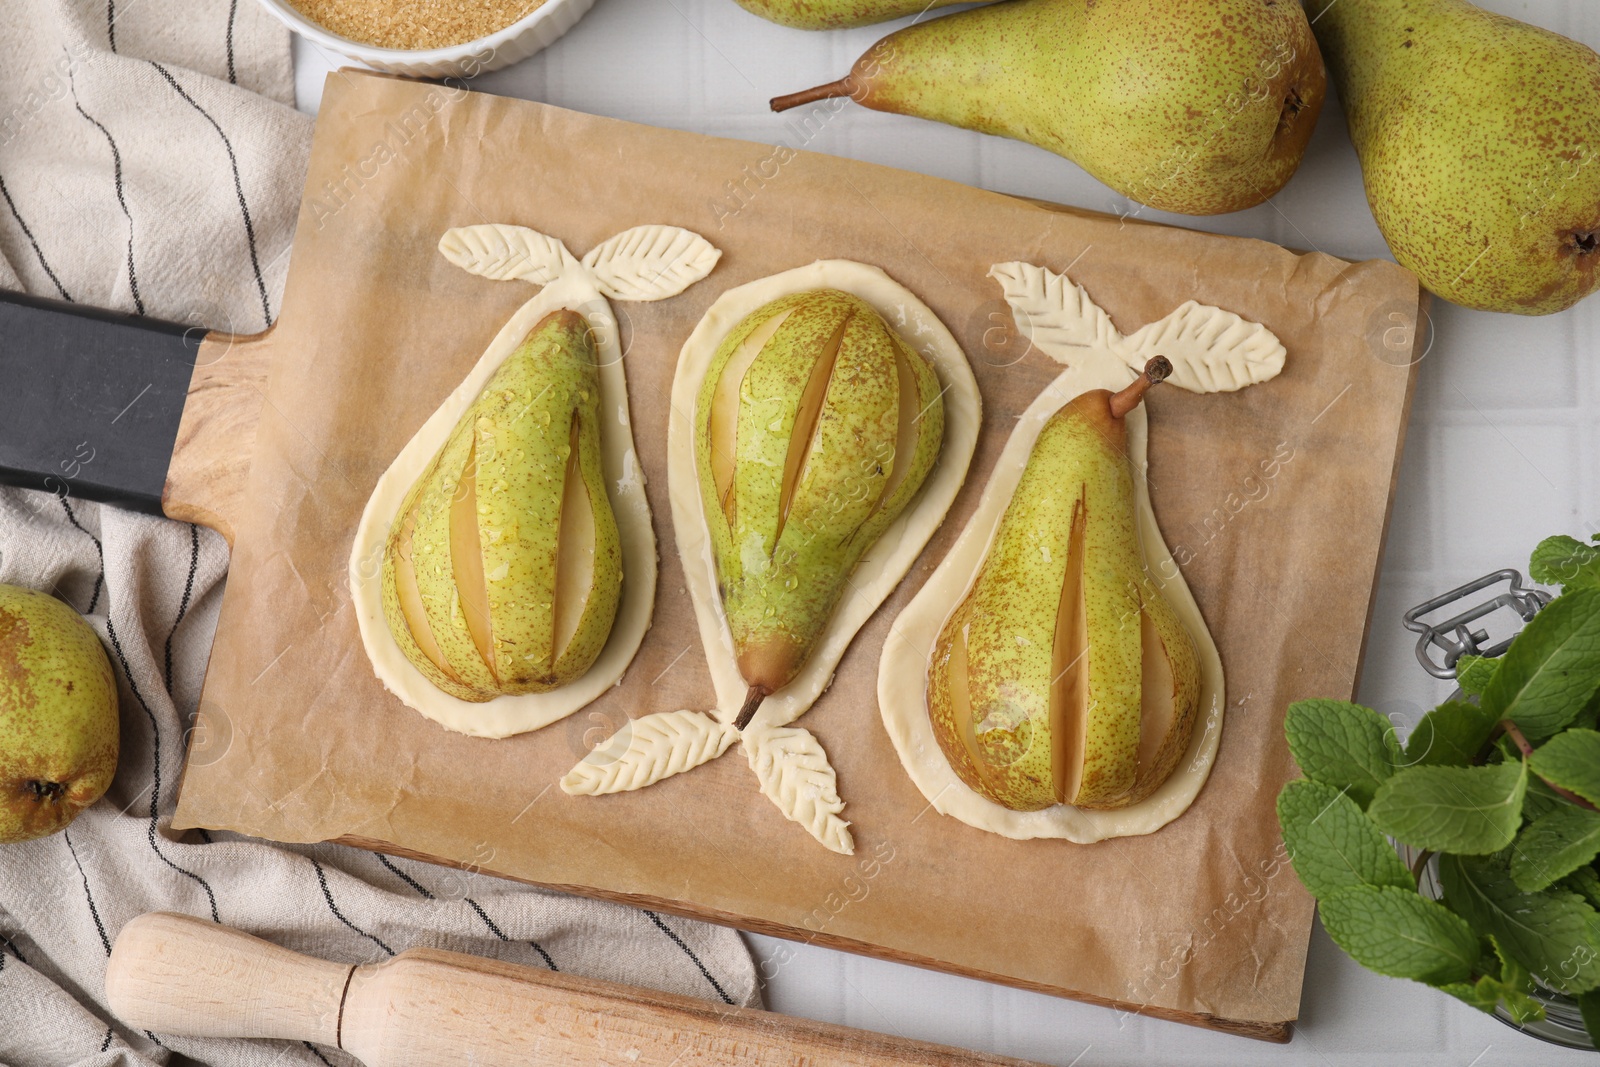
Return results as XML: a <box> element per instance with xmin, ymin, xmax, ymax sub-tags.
<box><xmin>0</xmin><ymin>4</ymin><xmax>760</xmax><ymax>1065</ymax></box>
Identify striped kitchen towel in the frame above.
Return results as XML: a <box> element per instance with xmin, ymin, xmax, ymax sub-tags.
<box><xmin>0</xmin><ymin>5</ymin><xmax>761</xmax><ymax>1066</ymax></box>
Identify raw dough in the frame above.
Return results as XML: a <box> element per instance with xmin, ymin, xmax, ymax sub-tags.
<box><xmin>350</xmin><ymin>275</ymin><xmax>656</xmax><ymax>738</ymax></box>
<box><xmin>669</xmin><ymin>260</ymin><xmax>982</xmax><ymax>731</ymax></box>
<box><xmin>350</xmin><ymin>224</ymin><xmax>722</xmax><ymax>739</ymax></box>
<box><xmin>562</xmin><ymin>260</ymin><xmax>982</xmax><ymax>855</ymax></box>
<box><xmin>877</xmin><ymin>262</ymin><xmax>1284</xmax><ymax>842</ymax></box>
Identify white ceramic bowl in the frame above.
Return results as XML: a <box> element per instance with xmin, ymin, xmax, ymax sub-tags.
<box><xmin>253</xmin><ymin>0</ymin><xmax>596</xmax><ymax>78</ymax></box>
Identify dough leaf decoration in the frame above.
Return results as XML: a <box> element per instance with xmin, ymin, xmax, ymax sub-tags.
<box><xmin>743</xmin><ymin>723</ymin><xmax>853</xmax><ymax>856</ymax></box>
<box><xmin>988</xmin><ymin>260</ymin><xmax>1119</xmax><ymax>357</ymax></box>
<box><xmin>989</xmin><ymin>260</ymin><xmax>1287</xmax><ymax>394</ymax></box>
<box><xmin>438</xmin><ymin>223</ymin><xmax>579</xmax><ymax>285</ymax></box>
<box><xmin>561</xmin><ymin>711</ymin><xmax>739</xmax><ymax>795</ymax></box>
<box><xmin>581</xmin><ymin>226</ymin><xmax>723</xmax><ymax>302</ymax></box>
<box><xmin>1121</xmin><ymin>301</ymin><xmax>1287</xmax><ymax>393</ymax></box>
<box><xmin>439</xmin><ymin>223</ymin><xmax>724</xmax><ymax>304</ymax></box>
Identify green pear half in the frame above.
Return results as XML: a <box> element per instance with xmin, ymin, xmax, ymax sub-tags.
<box><xmin>694</xmin><ymin>289</ymin><xmax>945</xmax><ymax>727</ymax></box>
<box><xmin>382</xmin><ymin>309</ymin><xmax>623</xmax><ymax>702</ymax></box>
<box><xmin>928</xmin><ymin>365</ymin><xmax>1201</xmax><ymax>811</ymax></box>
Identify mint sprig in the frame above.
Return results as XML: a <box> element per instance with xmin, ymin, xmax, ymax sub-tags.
<box><xmin>1276</xmin><ymin>533</ymin><xmax>1600</xmax><ymax>1043</ymax></box>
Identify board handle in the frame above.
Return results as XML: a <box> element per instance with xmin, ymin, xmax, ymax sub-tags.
<box><xmin>164</xmin><ymin>328</ymin><xmax>274</xmax><ymax>546</ymax></box>
<box><xmin>106</xmin><ymin>912</ymin><xmax>350</xmax><ymax>1045</ymax></box>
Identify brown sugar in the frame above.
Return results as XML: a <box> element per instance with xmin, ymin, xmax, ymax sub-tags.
<box><xmin>287</xmin><ymin>0</ymin><xmax>548</xmax><ymax>50</ymax></box>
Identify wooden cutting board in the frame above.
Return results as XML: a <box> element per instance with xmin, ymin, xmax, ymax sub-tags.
<box><xmin>170</xmin><ymin>70</ymin><xmax>1426</xmax><ymax>1043</ymax></box>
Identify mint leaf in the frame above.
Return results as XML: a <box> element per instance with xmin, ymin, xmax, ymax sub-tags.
<box><xmin>1562</xmin><ymin>866</ymin><xmax>1600</xmax><ymax>910</ymax></box>
<box><xmin>1530</xmin><ymin>534</ymin><xmax>1600</xmax><ymax>592</ymax></box>
<box><xmin>1285</xmin><ymin>699</ymin><xmax>1400</xmax><ymax>809</ymax></box>
<box><xmin>1277</xmin><ymin>779</ymin><xmax>1413</xmax><ymax>899</ymax></box>
<box><xmin>1493</xmin><ymin>936</ymin><xmax>1536</xmax><ymax>995</ymax></box>
<box><xmin>1580</xmin><ymin>989</ymin><xmax>1600</xmax><ymax>1048</ymax></box>
<box><xmin>1454</xmin><ymin>655</ymin><xmax>1499</xmax><ymax>698</ymax></box>
<box><xmin>1441</xmin><ymin>854</ymin><xmax>1600</xmax><ymax>995</ymax></box>
<box><xmin>1496</xmin><ymin>981</ymin><xmax>1547</xmax><ymax>1024</ymax></box>
<box><xmin>1368</xmin><ymin>760</ymin><xmax>1527</xmax><ymax>855</ymax></box>
<box><xmin>1439</xmin><ymin>978</ymin><xmax>1503</xmax><ymax>1013</ymax></box>
<box><xmin>1529</xmin><ymin>729</ymin><xmax>1600</xmax><ymax>806</ymax></box>
<box><xmin>1511</xmin><ymin>806</ymin><xmax>1600</xmax><ymax>891</ymax></box>
<box><xmin>1319</xmin><ymin>886</ymin><xmax>1479</xmax><ymax>985</ymax></box>
<box><xmin>1402</xmin><ymin>701</ymin><xmax>1497</xmax><ymax>768</ymax></box>
<box><xmin>1524</xmin><ymin>775</ymin><xmax>1572</xmax><ymax>823</ymax></box>
<box><xmin>1482</xmin><ymin>589</ymin><xmax>1600</xmax><ymax>739</ymax></box>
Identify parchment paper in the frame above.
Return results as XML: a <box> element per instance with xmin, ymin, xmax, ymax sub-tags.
<box><xmin>174</xmin><ymin>70</ymin><xmax>1423</xmax><ymax>1036</ymax></box>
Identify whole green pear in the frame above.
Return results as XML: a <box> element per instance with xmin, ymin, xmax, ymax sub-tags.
<box><xmin>732</xmin><ymin>0</ymin><xmax>986</xmax><ymax>30</ymax></box>
<box><xmin>0</xmin><ymin>585</ymin><xmax>119</xmax><ymax>844</ymax></box>
<box><xmin>1315</xmin><ymin>0</ymin><xmax>1600</xmax><ymax>315</ymax></box>
<box><xmin>772</xmin><ymin>0</ymin><xmax>1326</xmax><ymax>216</ymax></box>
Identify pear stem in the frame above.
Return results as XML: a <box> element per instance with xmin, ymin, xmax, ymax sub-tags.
<box><xmin>771</xmin><ymin>79</ymin><xmax>855</xmax><ymax>113</ymax></box>
<box><xmin>1109</xmin><ymin>356</ymin><xmax>1172</xmax><ymax>419</ymax></box>
<box><xmin>733</xmin><ymin>685</ymin><xmax>770</xmax><ymax>731</ymax></box>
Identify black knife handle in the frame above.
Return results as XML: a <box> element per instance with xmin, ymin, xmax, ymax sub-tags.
<box><xmin>0</xmin><ymin>290</ymin><xmax>202</xmax><ymax>516</ymax></box>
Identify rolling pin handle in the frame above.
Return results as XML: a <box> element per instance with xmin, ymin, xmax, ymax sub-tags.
<box><xmin>106</xmin><ymin>912</ymin><xmax>352</xmax><ymax>1047</ymax></box>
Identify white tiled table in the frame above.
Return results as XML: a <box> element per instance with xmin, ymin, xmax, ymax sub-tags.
<box><xmin>292</xmin><ymin>3</ymin><xmax>1600</xmax><ymax>1062</ymax></box>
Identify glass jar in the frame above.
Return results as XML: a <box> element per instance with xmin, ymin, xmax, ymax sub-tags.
<box><xmin>1401</xmin><ymin>569</ymin><xmax>1591</xmax><ymax>1050</ymax></box>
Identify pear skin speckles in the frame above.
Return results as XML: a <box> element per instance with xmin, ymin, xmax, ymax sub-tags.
<box><xmin>694</xmin><ymin>289</ymin><xmax>946</xmax><ymax>697</ymax></box>
<box><xmin>781</xmin><ymin>0</ymin><xmax>1326</xmax><ymax>216</ymax></box>
<box><xmin>1317</xmin><ymin>0</ymin><xmax>1600</xmax><ymax>313</ymax></box>
<box><xmin>928</xmin><ymin>389</ymin><xmax>1201</xmax><ymax>813</ymax></box>
<box><xmin>381</xmin><ymin>309</ymin><xmax>623</xmax><ymax>702</ymax></box>
<box><xmin>732</xmin><ymin>0</ymin><xmax>976</xmax><ymax>30</ymax></box>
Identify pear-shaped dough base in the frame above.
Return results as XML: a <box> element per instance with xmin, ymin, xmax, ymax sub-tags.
<box><xmin>879</xmin><ymin>362</ymin><xmax>1226</xmax><ymax>842</ymax></box>
<box><xmin>351</xmin><ymin>275</ymin><xmax>657</xmax><ymax>738</ymax></box>
<box><xmin>670</xmin><ymin>260</ymin><xmax>981</xmax><ymax>730</ymax></box>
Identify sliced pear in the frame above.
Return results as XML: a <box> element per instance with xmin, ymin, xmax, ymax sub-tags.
<box><xmin>552</xmin><ymin>416</ymin><xmax>595</xmax><ymax>663</ymax></box>
<box><xmin>692</xmin><ymin>289</ymin><xmax>946</xmax><ymax>728</ymax></box>
<box><xmin>381</xmin><ymin>309</ymin><xmax>623</xmax><ymax>702</ymax></box>
<box><xmin>1049</xmin><ymin>499</ymin><xmax>1088</xmax><ymax>808</ymax></box>
<box><xmin>393</xmin><ymin>503</ymin><xmax>453</xmax><ymax>679</ymax></box>
<box><xmin>928</xmin><ymin>359</ymin><xmax>1202</xmax><ymax>812</ymax></box>
<box><xmin>450</xmin><ymin>438</ymin><xmax>495</xmax><ymax>676</ymax></box>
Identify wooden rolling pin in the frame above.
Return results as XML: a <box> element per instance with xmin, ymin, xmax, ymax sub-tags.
<box><xmin>106</xmin><ymin>913</ymin><xmax>1044</xmax><ymax>1066</ymax></box>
